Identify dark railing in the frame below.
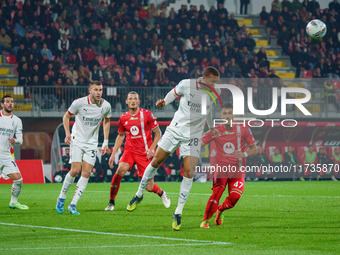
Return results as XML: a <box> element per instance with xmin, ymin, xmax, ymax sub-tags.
<box><xmin>1</xmin><ymin>81</ymin><xmax>339</xmax><ymax>119</ymax></box>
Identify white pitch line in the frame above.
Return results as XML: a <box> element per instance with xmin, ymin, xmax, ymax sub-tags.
<box><xmin>1</xmin><ymin>190</ymin><xmax>338</xmax><ymax>199</ymax></box>
<box><xmin>0</xmin><ymin>222</ymin><xmax>231</xmax><ymax>245</ymax></box>
<box><xmin>0</xmin><ymin>243</ymin><xmax>224</xmax><ymax>251</ymax></box>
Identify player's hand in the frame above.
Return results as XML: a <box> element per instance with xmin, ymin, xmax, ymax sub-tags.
<box><xmin>232</xmin><ymin>150</ymin><xmax>245</xmax><ymax>158</ymax></box>
<box><xmin>8</xmin><ymin>138</ymin><xmax>16</xmax><ymax>145</ymax></box>
<box><xmin>65</xmin><ymin>134</ymin><xmax>71</xmax><ymax>145</ymax></box>
<box><xmin>146</xmin><ymin>148</ymin><xmax>155</xmax><ymax>159</ymax></box>
<box><xmin>156</xmin><ymin>99</ymin><xmax>166</xmax><ymax>108</ymax></box>
<box><xmin>99</xmin><ymin>145</ymin><xmax>108</xmax><ymax>155</ymax></box>
<box><xmin>210</xmin><ymin>128</ymin><xmax>220</xmax><ymax>138</ymax></box>
<box><xmin>109</xmin><ymin>153</ymin><xmax>115</xmax><ymax>168</ymax></box>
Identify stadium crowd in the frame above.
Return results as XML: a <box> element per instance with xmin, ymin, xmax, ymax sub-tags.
<box><xmin>0</xmin><ymin>0</ymin><xmax>339</xmax><ymax>92</ymax></box>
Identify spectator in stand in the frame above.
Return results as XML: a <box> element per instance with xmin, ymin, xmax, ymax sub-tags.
<box><xmin>240</xmin><ymin>0</ymin><xmax>250</xmax><ymax>14</ymax></box>
<box><xmin>89</xmin><ymin>64</ymin><xmax>103</xmax><ymax>82</ymax></box>
<box><xmin>151</xmin><ymin>45</ymin><xmax>162</xmax><ymax>62</ymax></box>
<box><xmin>0</xmin><ymin>28</ymin><xmax>11</xmax><ymax>53</ymax></box>
<box><xmin>156</xmin><ymin>57</ymin><xmax>168</xmax><ymax>82</ymax></box>
<box><xmin>260</xmin><ymin>6</ymin><xmax>270</xmax><ymax>27</ymax></box>
<box><xmin>245</xmin><ymin>33</ymin><xmax>256</xmax><ymax>52</ymax></box>
<box><xmin>40</xmin><ymin>43</ymin><xmax>53</xmax><ymax>61</ymax></box>
<box><xmin>66</xmin><ymin>65</ymin><xmax>78</xmax><ymax>85</ymax></box>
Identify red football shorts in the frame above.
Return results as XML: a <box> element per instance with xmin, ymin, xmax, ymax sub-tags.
<box><xmin>119</xmin><ymin>150</ymin><xmax>151</xmax><ymax>178</ymax></box>
<box><xmin>212</xmin><ymin>177</ymin><xmax>245</xmax><ymax>196</ymax></box>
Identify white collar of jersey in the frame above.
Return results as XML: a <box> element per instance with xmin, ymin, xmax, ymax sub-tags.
<box><xmin>87</xmin><ymin>96</ymin><xmax>103</xmax><ymax>106</ymax></box>
<box><xmin>0</xmin><ymin>110</ymin><xmax>13</xmax><ymax>118</ymax></box>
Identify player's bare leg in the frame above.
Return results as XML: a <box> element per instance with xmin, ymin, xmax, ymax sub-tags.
<box><xmin>56</xmin><ymin>162</ymin><xmax>81</xmax><ymax>213</ymax></box>
<box><xmin>145</xmin><ymin>179</ymin><xmax>170</xmax><ymax>208</ymax></box>
<box><xmin>105</xmin><ymin>162</ymin><xmax>130</xmax><ymax>211</ymax></box>
<box><xmin>8</xmin><ymin>172</ymin><xmax>28</xmax><ymax>210</ymax></box>
<box><xmin>172</xmin><ymin>156</ymin><xmax>198</xmax><ymax>231</ymax></box>
<box><xmin>127</xmin><ymin>147</ymin><xmax>170</xmax><ymax>212</ymax></box>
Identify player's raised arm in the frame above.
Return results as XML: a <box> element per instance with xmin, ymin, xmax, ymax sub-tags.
<box><xmin>63</xmin><ymin>111</ymin><xmax>73</xmax><ymax>145</ymax></box>
<box><xmin>108</xmin><ymin>132</ymin><xmax>126</xmax><ymax>168</ymax></box>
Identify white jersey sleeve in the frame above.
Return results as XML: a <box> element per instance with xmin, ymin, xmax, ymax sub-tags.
<box><xmin>0</xmin><ymin>114</ymin><xmax>23</xmax><ymax>156</ymax></box>
<box><xmin>174</xmin><ymin>80</ymin><xmax>186</xmax><ymax>96</ymax></box>
<box><xmin>68</xmin><ymin>99</ymin><xmax>81</xmax><ymax>115</ymax></box>
<box><xmin>14</xmin><ymin>117</ymin><xmax>23</xmax><ymax>145</ymax></box>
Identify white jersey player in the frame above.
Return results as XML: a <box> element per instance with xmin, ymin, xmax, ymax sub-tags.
<box><xmin>127</xmin><ymin>66</ymin><xmax>220</xmax><ymax>230</ymax></box>
<box><xmin>56</xmin><ymin>81</ymin><xmax>111</xmax><ymax>215</ymax></box>
<box><xmin>0</xmin><ymin>95</ymin><xmax>28</xmax><ymax>210</ymax></box>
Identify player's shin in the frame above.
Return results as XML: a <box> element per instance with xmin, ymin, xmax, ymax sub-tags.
<box><xmin>136</xmin><ymin>164</ymin><xmax>158</xmax><ymax>197</ymax></box>
<box><xmin>110</xmin><ymin>174</ymin><xmax>123</xmax><ymax>201</ymax></box>
<box><xmin>71</xmin><ymin>176</ymin><xmax>89</xmax><ymax>205</ymax></box>
<box><xmin>203</xmin><ymin>186</ymin><xmax>224</xmax><ymax>221</ymax></box>
<box><xmin>174</xmin><ymin>176</ymin><xmax>193</xmax><ymax>215</ymax></box>
<box><xmin>59</xmin><ymin>172</ymin><xmax>75</xmax><ymax>199</ymax></box>
<box><xmin>10</xmin><ymin>178</ymin><xmax>22</xmax><ymax>205</ymax></box>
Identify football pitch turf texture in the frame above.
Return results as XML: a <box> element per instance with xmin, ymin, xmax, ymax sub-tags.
<box><xmin>0</xmin><ymin>181</ymin><xmax>339</xmax><ymax>254</ymax></box>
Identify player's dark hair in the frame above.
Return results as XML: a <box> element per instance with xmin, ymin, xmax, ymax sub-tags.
<box><xmin>89</xmin><ymin>81</ymin><xmax>102</xmax><ymax>88</ymax></box>
<box><xmin>203</xmin><ymin>66</ymin><xmax>220</xmax><ymax>77</ymax></box>
<box><xmin>1</xmin><ymin>94</ymin><xmax>13</xmax><ymax>103</ymax></box>
<box><xmin>222</xmin><ymin>103</ymin><xmax>233</xmax><ymax>109</ymax></box>
<box><xmin>127</xmin><ymin>91</ymin><xmax>139</xmax><ymax>98</ymax></box>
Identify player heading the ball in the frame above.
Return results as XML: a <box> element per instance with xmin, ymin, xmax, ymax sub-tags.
<box><xmin>127</xmin><ymin>66</ymin><xmax>221</xmax><ymax>231</ymax></box>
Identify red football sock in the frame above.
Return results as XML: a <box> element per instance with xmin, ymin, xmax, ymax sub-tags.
<box><xmin>109</xmin><ymin>174</ymin><xmax>123</xmax><ymax>201</ymax></box>
<box><xmin>150</xmin><ymin>183</ymin><xmax>163</xmax><ymax>196</ymax></box>
<box><xmin>219</xmin><ymin>190</ymin><xmax>242</xmax><ymax>213</ymax></box>
<box><xmin>203</xmin><ymin>186</ymin><xmax>224</xmax><ymax>221</ymax></box>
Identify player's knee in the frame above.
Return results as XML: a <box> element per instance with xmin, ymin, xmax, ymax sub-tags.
<box><xmin>151</xmin><ymin>157</ymin><xmax>162</xmax><ymax>168</ymax></box>
<box><xmin>145</xmin><ymin>183</ymin><xmax>153</xmax><ymax>192</ymax></box>
<box><xmin>229</xmin><ymin>191</ymin><xmax>242</xmax><ymax>208</ymax></box>
<box><xmin>213</xmin><ymin>185</ymin><xmax>225</xmax><ymax>199</ymax></box>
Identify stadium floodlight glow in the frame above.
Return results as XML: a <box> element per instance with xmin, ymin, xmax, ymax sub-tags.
<box><xmin>202</xmin><ymin>84</ymin><xmax>312</xmax><ymax>116</ymax></box>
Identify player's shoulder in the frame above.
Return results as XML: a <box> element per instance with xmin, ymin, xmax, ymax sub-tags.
<box><xmin>12</xmin><ymin>114</ymin><xmax>22</xmax><ymax>123</ymax></box>
<box><xmin>240</xmin><ymin>124</ymin><xmax>253</xmax><ymax>133</ymax></box>
<box><xmin>177</xmin><ymin>79</ymin><xmax>191</xmax><ymax>87</ymax></box>
<box><xmin>101</xmin><ymin>98</ymin><xmax>111</xmax><ymax>108</ymax></box>
<box><xmin>72</xmin><ymin>96</ymin><xmax>87</xmax><ymax>106</ymax></box>
<box><xmin>120</xmin><ymin>111</ymin><xmax>130</xmax><ymax>120</ymax></box>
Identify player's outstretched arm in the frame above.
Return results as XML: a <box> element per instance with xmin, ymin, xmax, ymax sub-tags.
<box><xmin>108</xmin><ymin>133</ymin><xmax>126</xmax><ymax>168</ymax></box>
<box><xmin>99</xmin><ymin>118</ymin><xmax>110</xmax><ymax>155</ymax></box>
<box><xmin>63</xmin><ymin>111</ymin><xmax>72</xmax><ymax>145</ymax></box>
<box><xmin>156</xmin><ymin>88</ymin><xmax>178</xmax><ymax>108</ymax></box>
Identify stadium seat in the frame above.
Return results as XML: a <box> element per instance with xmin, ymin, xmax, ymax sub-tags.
<box><xmin>6</xmin><ymin>55</ymin><xmax>17</xmax><ymax>64</ymax></box>
<box><xmin>98</xmin><ymin>56</ymin><xmax>105</xmax><ymax>66</ymax></box>
<box><xmin>302</xmin><ymin>70</ymin><xmax>313</xmax><ymax>79</ymax></box>
<box><xmin>333</xmin><ymin>81</ymin><xmax>340</xmax><ymax>89</ymax></box>
<box><xmin>105</xmin><ymin>56</ymin><xmax>115</xmax><ymax>66</ymax></box>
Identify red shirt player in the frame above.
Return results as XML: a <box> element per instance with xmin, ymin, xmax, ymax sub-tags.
<box><xmin>200</xmin><ymin>103</ymin><xmax>257</xmax><ymax>228</ymax></box>
<box><xmin>105</xmin><ymin>91</ymin><xmax>170</xmax><ymax>211</ymax></box>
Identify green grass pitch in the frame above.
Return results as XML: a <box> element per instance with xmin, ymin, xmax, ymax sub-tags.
<box><xmin>0</xmin><ymin>181</ymin><xmax>339</xmax><ymax>254</ymax></box>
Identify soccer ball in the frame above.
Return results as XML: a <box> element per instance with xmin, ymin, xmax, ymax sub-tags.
<box><xmin>54</xmin><ymin>175</ymin><xmax>63</xmax><ymax>183</ymax></box>
<box><xmin>306</xmin><ymin>19</ymin><xmax>327</xmax><ymax>39</ymax></box>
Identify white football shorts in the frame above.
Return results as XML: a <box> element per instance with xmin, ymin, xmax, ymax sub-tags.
<box><xmin>0</xmin><ymin>155</ymin><xmax>20</xmax><ymax>179</ymax></box>
<box><xmin>158</xmin><ymin>128</ymin><xmax>201</xmax><ymax>158</ymax></box>
<box><xmin>70</xmin><ymin>141</ymin><xmax>97</xmax><ymax>166</ymax></box>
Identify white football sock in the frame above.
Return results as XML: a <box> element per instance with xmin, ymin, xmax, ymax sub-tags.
<box><xmin>136</xmin><ymin>163</ymin><xmax>158</xmax><ymax>198</ymax></box>
<box><xmin>71</xmin><ymin>176</ymin><xmax>89</xmax><ymax>205</ymax></box>
<box><xmin>174</xmin><ymin>177</ymin><xmax>193</xmax><ymax>215</ymax></box>
<box><xmin>10</xmin><ymin>178</ymin><xmax>22</xmax><ymax>205</ymax></box>
<box><xmin>59</xmin><ymin>172</ymin><xmax>75</xmax><ymax>199</ymax></box>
